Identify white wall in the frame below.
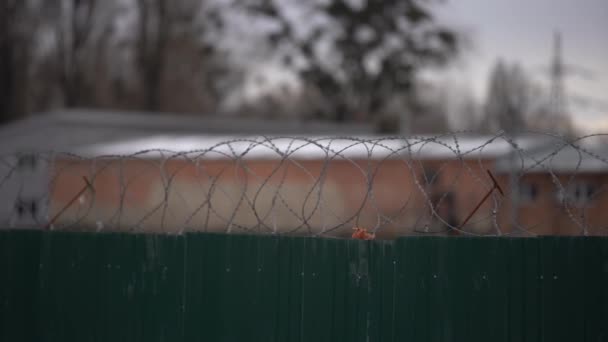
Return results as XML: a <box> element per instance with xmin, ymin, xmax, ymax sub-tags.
<box><xmin>0</xmin><ymin>153</ymin><xmax>49</xmax><ymax>228</ymax></box>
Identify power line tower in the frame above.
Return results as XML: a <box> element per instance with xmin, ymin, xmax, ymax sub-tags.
<box><xmin>546</xmin><ymin>31</ymin><xmax>573</xmax><ymax>135</ymax></box>
<box><xmin>550</xmin><ymin>32</ymin><xmax>565</xmax><ymax>120</ymax></box>
<box><xmin>532</xmin><ymin>31</ymin><xmax>606</xmax><ymax>134</ymax></box>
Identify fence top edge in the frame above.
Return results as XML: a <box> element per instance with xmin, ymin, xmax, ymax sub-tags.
<box><xmin>3</xmin><ymin>229</ymin><xmax>607</xmax><ymax>242</ymax></box>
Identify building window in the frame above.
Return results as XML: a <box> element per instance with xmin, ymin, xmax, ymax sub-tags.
<box><xmin>518</xmin><ymin>182</ymin><xmax>538</xmax><ymax>204</ymax></box>
<box><xmin>557</xmin><ymin>182</ymin><xmax>597</xmax><ymax>206</ymax></box>
<box><xmin>16</xmin><ymin>153</ymin><xmax>37</xmax><ymax>170</ymax></box>
<box><xmin>14</xmin><ymin>198</ymin><xmax>38</xmax><ymax>218</ymax></box>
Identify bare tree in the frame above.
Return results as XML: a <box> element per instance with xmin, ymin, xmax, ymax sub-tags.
<box><xmin>483</xmin><ymin>60</ymin><xmax>530</xmax><ymax>133</ymax></box>
<box><xmin>0</xmin><ymin>0</ymin><xmax>283</xmax><ymax>120</ymax></box>
<box><xmin>441</xmin><ymin>83</ymin><xmax>481</xmax><ymax>131</ymax></box>
<box><xmin>457</xmin><ymin>95</ymin><xmax>481</xmax><ymax>131</ymax></box>
<box><xmin>134</xmin><ymin>0</ymin><xmax>230</xmax><ymax>113</ymax></box>
<box><xmin>135</xmin><ymin>0</ymin><xmax>169</xmax><ymax>111</ymax></box>
<box><xmin>51</xmin><ymin>0</ymin><xmax>101</xmax><ymax>106</ymax></box>
<box><xmin>0</xmin><ymin>0</ymin><xmax>38</xmax><ymax>123</ymax></box>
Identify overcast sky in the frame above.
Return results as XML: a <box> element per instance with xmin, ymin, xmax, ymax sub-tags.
<box><xmin>429</xmin><ymin>0</ymin><xmax>608</xmax><ymax>133</ymax></box>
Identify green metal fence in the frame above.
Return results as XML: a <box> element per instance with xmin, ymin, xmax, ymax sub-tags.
<box><xmin>1</xmin><ymin>230</ymin><xmax>607</xmax><ymax>341</ymax></box>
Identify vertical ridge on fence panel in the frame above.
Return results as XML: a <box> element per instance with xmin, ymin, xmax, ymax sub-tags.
<box><xmin>130</xmin><ymin>232</ymin><xmax>146</xmax><ymax>341</ymax></box>
<box><xmin>0</xmin><ymin>230</ymin><xmax>41</xmax><ymax>342</ymax></box>
<box><xmin>182</xmin><ymin>232</ymin><xmax>202</xmax><ymax>340</ymax></box>
<box><xmin>583</xmin><ymin>237</ymin><xmax>608</xmax><ymax>341</ymax></box>
<box><xmin>602</xmin><ymin>237</ymin><xmax>608</xmax><ymax>342</ymax></box>
<box><xmin>368</xmin><ymin>241</ymin><xmax>395</xmax><ymax>342</ymax></box>
<box><xmin>297</xmin><ymin>238</ymin><xmax>333</xmax><ymax>342</ymax></box>
<box><xmin>506</xmin><ymin>238</ymin><xmax>525</xmax><ymax>342</ymax></box>
<box><xmin>445</xmin><ymin>238</ymin><xmax>473</xmax><ymax>341</ymax></box>
<box><xmin>275</xmin><ymin>235</ymin><xmax>292</xmax><ymax>342</ymax></box>
<box><xmin>330</xmin><ymin>237</ymin><xmax>347</xmax><ymax>342</ymax></box>
<box><xmin>228</xmin><ymin>234</ymin><xmax>256</xmax><ymax>342</ymax></box>
<box><xmin>95</xmin><ymin>233</ymin><xmax>109</xmax><ymax>342</ymax></box>
<box><xmin>468</xmin><ymin>237</ymin><xmax>490</xmax><ymax>341</ymax></box>
<box><xmin>381</xmin><ymin>241</ymin><xmax>397</xmax><ymax>342</ymax></box>
<box><xmin>135</xmin><ymin>233</ymin><xmax>185</xmax><ymax>342</ymax></box>
<box><xmin>71</xmin><ymin>232</ymin><xmax>102</xmax><ymax>341</ymax></box>
<box><xmin>105</xmin><ymin>233</ymin><xmax>126</xmax><ymax>342</ymax></box>
<box><xmin>540</xmin><ymin>237</ymin><xmax>586</xmax><ymax>341</ymax></box>
<box><xmin>164</xmin><ymin>233</ymin><xmax>186</xmax><ymax>342</ymax></box>
<box><xmin>393</xmin><ymin>237</ymin><xmax>430</xmax><ymax>341</ymax></box>
<box><xmin>488</xmin><ymin>238</ymin><xmax>510</xmax><ymax>342</ymax></box>
<box><xmin>498</xmin><ymin>238</ymin><xmax>512</xmax><ymax>341</ymax></box>
<box><xmin>37</xmin><ymin>231</ymin><xmax>69</xmax><ymax>341</ymax></box>
<box><xmin>601</xmin><ymin>237</ymin><xmax>608</xmax><ymax>342</ymax></box>
<box><xmin>247</xmin><ymin>234</ymin><xmax>263</xmax><ymax>340</ymax></box>
<box><xmin>232</xmin><ymin>233</ymin><xmax>280</xmax><ymax>342</ymax></box>
<box><xmin>289</xmin><ymin>237</ymin><xmax>305</xmax><ymax>342</ymax></box>
<box><xmin>521</xmin><ymin>236</ymin><xmax>541</xmax><ymax>341</ymax></box>
<box><xmin>427</xmin><ymin>237</ymin><xmax>450</xmax><ymax>342</ymax></box>
<box><xmin>343</xmin><ymin>239</ymin><xmax>371</xmax><ymax>342</ymax></box>
<box><xmin>212</xmin><ymin>233</ymin><xmax>242</xmax><ymax>342</ymax></box>
<box><xmin>193</xmin><ymin>233</ymin><xmax>226</xmax><ymax>341</ymax></box>
<box><xmin>96</xmin><ymin>232</ymin><xmax>138</xmax><ymax>342</ymax></box>
<box><xmin>539</xmin><ymin>236</ymin><xmax>556</xmax><ymax>341</ymax></box>
<box><xmin>254</xmin><ymin>235</ymin><xmax>281</xmax><ymax>341</ymax></box>
<box><xmin>124</xmin><ymin>232</ymin><xmax>140</xmax><ymax>342</ymax></box>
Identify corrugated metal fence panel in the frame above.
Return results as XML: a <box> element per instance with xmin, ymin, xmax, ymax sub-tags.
<box><xmin>584</xmin><ymin>237</ymin><xmax>608</xmax><ymax>341</ymax></box>
<box><xmin>1</xmin><ymin>230</ymin><xmax>607</xmax><ymax>342</ymax></box>
<box><xmin>34</xmin><ymin>232</ymin><xmax>185</xmax><ymax>342</ymax></box>
<box><xmin>0</xmin><ymin>230</ymin><xmax>41</xmax><ymax>342</ymax></box>
<box><xmin>540</xmin><ymin>237</ymin><xmax>585</xmax><ymax>341</ymax></box>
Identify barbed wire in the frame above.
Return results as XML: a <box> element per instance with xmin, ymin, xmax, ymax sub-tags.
<box><xmin>1</xmin><ymin>132</ymin><xmax>606</xmax><ymax>237</ymax></box>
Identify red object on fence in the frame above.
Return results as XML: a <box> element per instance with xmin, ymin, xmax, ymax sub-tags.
<box><xmin>352</xmin><ymin>227</ymin><xmax>375</xmax><ymax>240</ymax></box>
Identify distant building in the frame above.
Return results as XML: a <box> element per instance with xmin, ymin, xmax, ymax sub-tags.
<box><xmin>495</xmin><ymin>142</ymin><xmax>608</xmax><ymax>235</ymax></box>
<box><xmin>0</xmin><ymin>109</ymin><xmax>373</xmax><ymax>230</ymax></box>
<box><xmin>1</xmin><ymin>109</ymin><xmax>605</xmax><ymax>237</ymax></box>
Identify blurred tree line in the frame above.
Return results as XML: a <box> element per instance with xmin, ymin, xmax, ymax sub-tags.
<box><xmin>482</xmin><ymin>59</ymin><xmax>574</xmax><ymax>135</ymax></box>
<box><xmin>1</xmin><ymin>0</ymin><xmax>461</xmax><ymax>133</ymax></box>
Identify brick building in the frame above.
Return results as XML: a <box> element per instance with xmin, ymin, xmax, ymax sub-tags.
<box><xmin>1</xmin><ymin>110</ymin><xmax>606</xmax><ymax>237</ymax></box>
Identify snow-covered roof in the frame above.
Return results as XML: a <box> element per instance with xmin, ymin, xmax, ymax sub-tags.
<box><xmin>0</xmin><ymin>108</ymin><xmax>373</xmax><ymax>155</ymax></box>
<box><xmin>4</xmin><ymin>109</ymin><xmax>597</xmax><ymax>168</ymax></box>
<box><xmin>495</xmin><ymin>140</ymin><xmax>608</xmax><ymax>173</ymax></box>
<box><xmin>73</xmin><ymin>134</ymin><xmax>553</xmax><ymax>160</ymax></box>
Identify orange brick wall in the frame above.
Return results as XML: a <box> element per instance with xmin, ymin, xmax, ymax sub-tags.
<box><xmin>49</xmin><ymin>157</ymin><xmax>608</xmax><ymax>237</ymax></box>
